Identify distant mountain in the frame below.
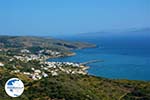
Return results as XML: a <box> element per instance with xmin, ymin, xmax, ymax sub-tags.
<box><xmin>77</xmin><ymin>28</ymin><xmax>150</xmax><ymax>38</ymax></box>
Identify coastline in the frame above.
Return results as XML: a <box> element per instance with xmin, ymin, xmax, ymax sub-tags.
<box><xmin>46</xmin><ymin>44</ymin><xmax>97</xmax><ymax>61</ymax></box>
<box><xmin>47</xmin><ymin>46</ymin><xmax>150</xmax><ymax>81</ymax></box>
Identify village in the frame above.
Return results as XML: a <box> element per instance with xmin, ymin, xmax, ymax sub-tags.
<box><xmin>0</xmin><ymin>49</ymin><xmax>89</xmax><ymax>80</ymax></box>
<box><xmin>13</xmin><ymin>49</ymin><xmax>62</xmax><ymax>61</ymax></box>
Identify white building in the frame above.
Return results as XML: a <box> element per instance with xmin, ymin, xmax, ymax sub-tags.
<box><xmin>0</xmin><ymin>62</ymin><xmax>4</xmax><ymax>67</ymax></box>
<box><xmin>21</xmin><ymin>49</ymin><xmax>30</xmax><ymax>53</ymax></box>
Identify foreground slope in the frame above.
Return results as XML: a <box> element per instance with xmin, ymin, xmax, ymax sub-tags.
<box><xmin>0</xmin><ymin>71</ymin><xmax>150</xmax><ymax>100</ymax></box>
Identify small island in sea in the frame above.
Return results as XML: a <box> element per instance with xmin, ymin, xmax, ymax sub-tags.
<box><xmin>0</xmin><ymin>36</ymin><xmax>150</xmax><ymax>100</ymax></box>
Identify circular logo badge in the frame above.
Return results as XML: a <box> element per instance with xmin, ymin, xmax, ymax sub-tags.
<box><xmin>5</xmin><ymin>78</ymin><xmax>24</xmax><ymax>97</ymax></box>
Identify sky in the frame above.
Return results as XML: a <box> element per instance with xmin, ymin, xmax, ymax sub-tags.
<box><xmin>0</xmin><ymin>0</ymin><xmax>150</xmax><ymax>36</ymax></box>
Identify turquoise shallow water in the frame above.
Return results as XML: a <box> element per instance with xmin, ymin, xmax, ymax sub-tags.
<box><xmin>48</xmin><ymin>37</ymin><xmax>150</xmax><ymax>81</ymax></box>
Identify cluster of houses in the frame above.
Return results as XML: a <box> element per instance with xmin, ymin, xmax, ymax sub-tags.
<box><xmin>13</xmin><ymin>55</ymin><xmax>46</xmax><ymax>61</ymax></box>
<box><xmin>43</xmin><ymin>61</ymin><xmax>88</xmax><ymax>75</ymax></box>
<box><xmin>11</xmin><ymin>61</ymin><xmax>88</xmax><ymax>80</ymax></box>
<box><xmin>21</xmin><ymin>49</ymin><xmax>61</xmax><ymax>56</ymax></box>
<box><xmin>1</xmin><ymin>48</ymin><xmax>88</xmax><ymax>80</ymax></box>
<box><xmin>13</xmin><ymin>49</ymin><xmax>62</xmax><ymax>61</ymax></box>
<box><xmin>38</xmin><ymin>49</ymin><xmax>61</xmax><ymax>56</ymax></box>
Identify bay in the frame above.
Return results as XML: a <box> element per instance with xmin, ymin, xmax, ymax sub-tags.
<box><xmin>48</xmin><ymin>37</ymin><xmax>150</xmax><ymax>81</ymax></box>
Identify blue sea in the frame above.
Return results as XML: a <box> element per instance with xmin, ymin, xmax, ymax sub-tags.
<box><xmin>48</xmin><ymin>36</ymin><xmax>150</xmax><ymax>81</ymax></box>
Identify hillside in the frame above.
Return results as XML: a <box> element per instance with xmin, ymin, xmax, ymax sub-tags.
<box><xmin>0</xmin><ymin>35</ymin><xmax>150</xmax><ymax>100</ymax></box>
<box><xmin>0</xmin><ymin>71</ymin><xmax>150</xmax><ymax>100</ymax></box>
<box><xmin>0</xmin><ymin>36</ymin><xmax>96</xmax><ymax>50</ymax></box>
